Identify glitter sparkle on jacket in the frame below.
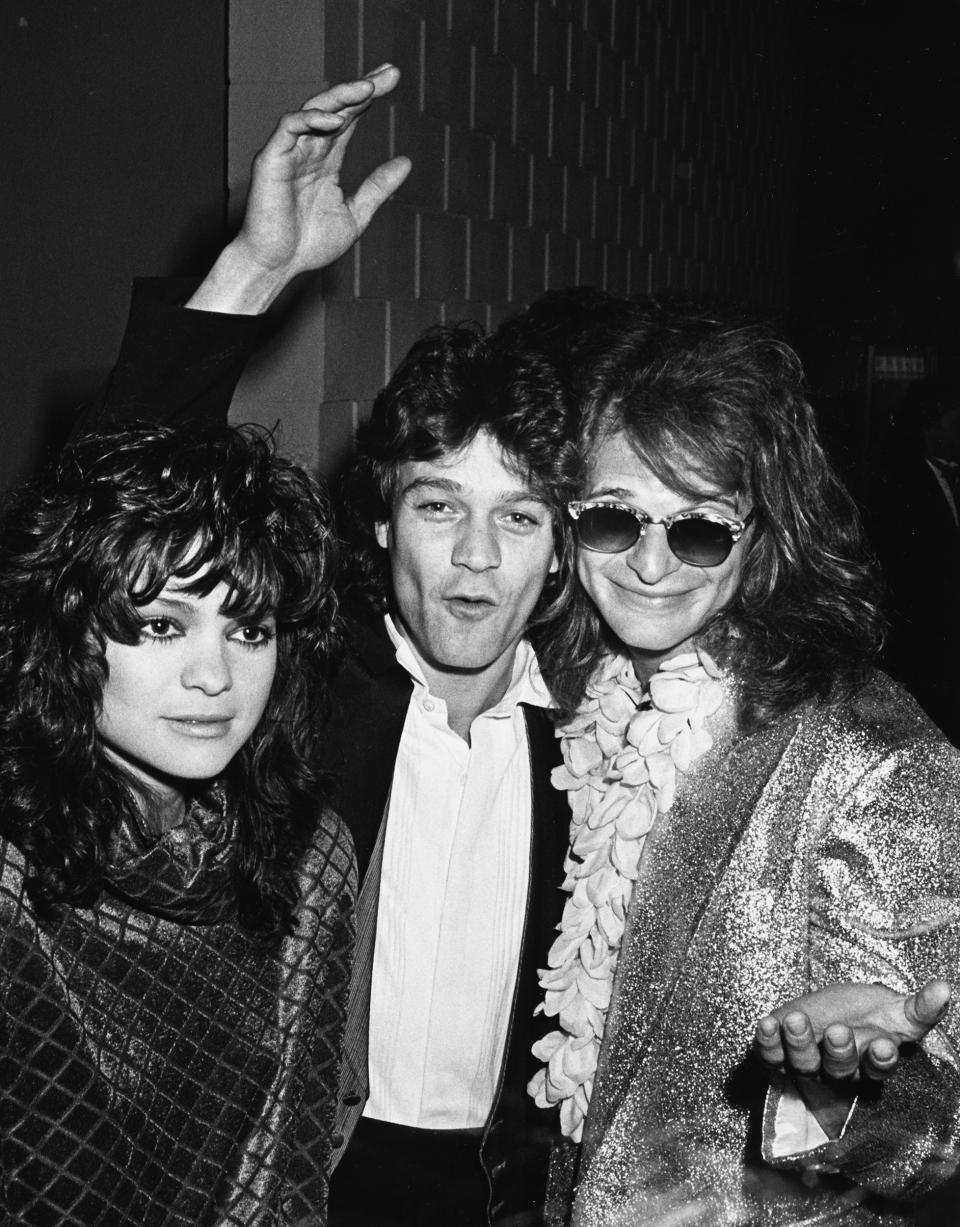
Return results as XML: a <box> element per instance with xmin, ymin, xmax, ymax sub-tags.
<box><xmin>550</xmin><ymin>670</ymin><xmax>960</xmax><ymax>1227</ymax></box>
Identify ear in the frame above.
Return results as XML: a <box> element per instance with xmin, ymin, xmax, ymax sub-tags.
<box><xmin>548</xmin><ymin>547</ymin><xmax>560</xmax><ymax>575</ymax></box>
<box><xmin>375</xmin><ymin>521</ymin><xmax>390</xmax><ymax>550</ymax></box>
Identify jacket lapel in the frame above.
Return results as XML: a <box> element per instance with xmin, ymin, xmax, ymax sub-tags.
<box><xmin>584</xmin><ymin>711</ymin><xmax>802</xmax><ymax>1143</ymax></box>
<box><xmin>321</xmin><ymin>618</ymin><xmax>412</xmax><ymax>879</ymax></box>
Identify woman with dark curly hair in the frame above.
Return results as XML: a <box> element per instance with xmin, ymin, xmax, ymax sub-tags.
<box><xmin>0</xmin><ymin>423</ymin><xmax>354</xmax><ymax>1225</ymax></box>
<box><xmin>525</xmin><ymin>302</ymin><xmax>960</xmax><ymax>1225</ymax></box>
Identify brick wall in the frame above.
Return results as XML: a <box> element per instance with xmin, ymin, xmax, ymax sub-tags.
<box><xmin>228</xmin><ymin>0</ymin><xmax>804</xmax><ymax>473</ymax></box>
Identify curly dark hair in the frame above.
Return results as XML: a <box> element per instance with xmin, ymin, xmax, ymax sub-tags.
<box><xmin>545</xmin><ymin>299</ymin><xmax>885</xmax><ymax>727</ymax></box>
<box><xmin>0</xmin><ymin>423</ymin><xmax>340</xmax><ymax>942</ymax></box>
<box><xmin>337</xmin><ymin>323</ymin><xmax>581</xmax><ymax>673</ymax></box>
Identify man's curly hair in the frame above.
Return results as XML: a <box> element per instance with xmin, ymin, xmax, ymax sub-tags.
<box><xmin>336</xmin><ymin>323</ymin><xmax>582</xmax><ymax>670</ymax></box>
<box><xmin>0</xmin><ymin>423</ymin><xmax>340</xmax><ymax>942</ymax></box>
<box><xmin>542</xmin><ymin>297</ymin><xmax>885</xmax><ymax>727</ymax></box>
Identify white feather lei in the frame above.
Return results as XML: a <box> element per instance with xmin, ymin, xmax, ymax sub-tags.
<box><xmin>527</xmin><ymin>648</ymin><xmax>727</xmax><ymax>1142</ymax></box>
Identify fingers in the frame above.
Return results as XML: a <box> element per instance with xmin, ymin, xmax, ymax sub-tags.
<box><xmin>348</xmin><ymin>156</ymin><xmax>413</xmax><ymax>231</ymax></box>
<box><xmin>861</xmin><ymin>1035</ymin><xmax>899</xmax><ymax>1081</ymax></box>
<box><xmin>821</xmin><ymin>1023</ymin><xmax>859</xmax><ymax>1079</ymax></box>
<box><xmin>299</xmin><ymin>63</ymin><xmax>400</xmax><ymax>117</ymax></box>
<box><xmin>903</xmin><ymin>978</ymin><xmax>952</xmax><ymax>1035</ymax></box>
<box><xmin>254</xmin><ymin>65</ymin><xmax>400</xmax><ymax>171</ymax></box>
<box><xmin>755</xmin><ymin>1015</ymin><xmax>785</xmax><ymax>1068</ymax></box>
<box><xmin>262</xmin><ymin>65</ymin><xmax>401</xmax><ymax>163</ymax></box>
<box><xmin>756</xmin><ymin>1015</ymin><xmax>896</xmax><ymax>1081</ymax></box>
<box><xmin>781</xmin><ymin>1011</ymin><xmax>822</xmax><ymax>1075</ymax></box>
<box><xmin>755</xmin><ymin>1011</ymin><xmax>824</xmax><ymax>1075</ymax></box>
<box><xmin>271</xmin><ymin>110</ymin><xmax>350</xmax><ymax>141</ymax></box>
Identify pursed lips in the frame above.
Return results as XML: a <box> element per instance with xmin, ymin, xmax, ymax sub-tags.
<box><xmin>442</xmin><ymin>592</ymin><xmax>498</xmax><ymax>617</ymax></box>
<box><xmin>443</xmin><ymin>591</ymin><xmax>497</xmax><ymax>604</ymax></box>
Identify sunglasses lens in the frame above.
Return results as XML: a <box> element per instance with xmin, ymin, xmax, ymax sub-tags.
<box><xmin>667</xmin><ymin>518</ymin><xmax>734</xmax><ymax>567</ymax></box>
<box><xmin>575</xmin><ymin>506</ymin><xmax>641</xmax><ymax>552</ymax></box>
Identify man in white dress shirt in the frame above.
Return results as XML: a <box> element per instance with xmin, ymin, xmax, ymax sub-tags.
<box><xmin>319</xmin><ymin>324</ymin><xmax>579</xmax><ymax>1225</ymax></box>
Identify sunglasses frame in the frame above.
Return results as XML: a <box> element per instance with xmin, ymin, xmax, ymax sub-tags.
<box><xmin>567</xmin><ymin>500</ymin><xmax>755</xmax><ymax>566</ymax></box>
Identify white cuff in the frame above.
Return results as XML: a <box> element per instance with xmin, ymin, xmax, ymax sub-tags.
<box><xmin>769</xmin><ymin>1082</ymin><xmax>831</xmax><ymax>1157</ymax></box>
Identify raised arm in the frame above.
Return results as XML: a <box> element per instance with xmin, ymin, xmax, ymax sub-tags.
<box><xmin>79</xmin><ymin>65</ymin><xmax>409</xmax><ymax>437</ymax></box>
<box><xmin>188</xmin><ymin>64</ymin><xmax>410</xmax><ymax>314</ymax></box>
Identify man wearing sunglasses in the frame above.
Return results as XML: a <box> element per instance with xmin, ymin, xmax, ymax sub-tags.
<box><xmin>568</xmin><ymin>500</ymin><xmax>754</xmax><ymax>565</ymax></box>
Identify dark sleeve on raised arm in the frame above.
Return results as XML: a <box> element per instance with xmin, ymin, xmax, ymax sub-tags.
<box><xmin>69</xmin><ymin>278</ymin><xmax>263</xmax><ymax>442</ymax></box>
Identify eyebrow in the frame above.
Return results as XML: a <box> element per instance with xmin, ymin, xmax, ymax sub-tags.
<box><xmin>588</xmin><ymin>485</ymin><xmax>740</xmax><ymax>511</ymax></box>
<box><xmin>137</xmin><ymin>593</ymin><xmax>277</xmax><ymax>621</ymax></box>
<box><xmin>136</xmin><ymin>594</ymin><xmax>200</xmax><ymax>613</ymax></box>
<box><xmin>399</xmin><ymin>476</ymin><xmax>551</xmax><ymax>506</ymax></box>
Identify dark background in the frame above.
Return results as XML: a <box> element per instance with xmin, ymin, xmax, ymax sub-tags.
<box><xmin>1</xmin><ymin>0</ymin><xmax>958</xmax><ymax>488</ymax></box>
<box><xmin>789</xmin><ymin>0</ymin><xmax>959</xmax><ymax>484</ymax></box>
<box><xmin>0</xmin><ymin>1</ymin><xmax>227</xmax><ymax>488</ymax></box>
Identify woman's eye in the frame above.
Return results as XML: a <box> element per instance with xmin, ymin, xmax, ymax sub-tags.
<box><xmin>140</xmin><ymin>617</ymin><xmax>178</xmax><ymax>640</ymax></box>
<box><xmin>231</xmin><ymin>624</ymin><xmax>276</xmax><ymax>647</ymax></box>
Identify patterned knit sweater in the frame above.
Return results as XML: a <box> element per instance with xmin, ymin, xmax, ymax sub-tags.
<box><xmin>0</xmin><ymin>797</ymin><xmax>355</xmax><ymax>1226</ymax></box>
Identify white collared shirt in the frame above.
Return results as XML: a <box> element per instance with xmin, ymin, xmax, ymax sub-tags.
<box><xmin>363</xmin><ymin>616</ymin><xmax>551</xmax><ymax>1129</ymax></box>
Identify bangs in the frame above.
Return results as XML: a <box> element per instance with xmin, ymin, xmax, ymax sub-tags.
<box><xmin>592</xmin><ymin>391</ymin><xmax>750</xmax><ymax>504</ymax></box>
<box><xmin>93</xmin><ymin>525</ymin><xmax>288</xmax><ymax>644</ymax></box>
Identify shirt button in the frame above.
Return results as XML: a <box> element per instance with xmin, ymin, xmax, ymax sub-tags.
<box><xmin>423</xmin><ymin>699</ymin><xmax>435</xmax><ymax>712</ymax></box>
<box><xmin>330</xmin><ymin>1132</ymin><xmax>345</xmax><ymax>1148</ymax></box>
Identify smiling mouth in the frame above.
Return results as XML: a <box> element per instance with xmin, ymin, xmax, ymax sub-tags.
<box><xmin>616</xmin><ymin>587</ymin><xmax>692</xmax><ymax>603</ymax></box>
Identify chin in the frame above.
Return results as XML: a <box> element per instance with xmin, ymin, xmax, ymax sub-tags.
<box><xmin>152</xmin><ymin>748</ymin><xmax>238</xmax><ymax>782</ymax></box>
<box><xmin>610</xmin><ymin>621</ymin><xmax>695</xmax><ymax>656</ymax></box>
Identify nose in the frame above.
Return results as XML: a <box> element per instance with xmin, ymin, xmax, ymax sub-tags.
<box><xmin>451</xmin><ymin>518</ymin><xmax>501</xmax><ymax>571</ymax></box>
<box><xmin>625</xmin><ymin>523</ymin><xmax>682</xmax><ymax>585</ymax></box>
<box><xmin>181</xmin><ymin>635</ymin><xmax>233</xmax><ymax>695</ymax></box>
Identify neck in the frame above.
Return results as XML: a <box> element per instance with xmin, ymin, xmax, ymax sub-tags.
<box><xmin>141</xmin><ymin>788</ymin><xmax>188</xmax><ymax>834</ymax></box>
<box><xmin>431</xmin><ymin>658</ymin><xmax>518</xmax><ymax>741</ymax></box>
<box><xmin>629</xmin><ymin>648</ymin><xmax>671</xmax><ymax>687</ymax></box>
<box><xmin>104</xmin><ymin>746</ymin><xmax>188</xmax><ymax>834</ymax></box>
<box><xmin>410</xmin><ymin>649</ymin><xmax>520</xmax><ymax>742</ymax></box>
<box><xmin>629</xmin><ymin>638</ymin><xmax>699</xmax><ymax>687</ymax></box>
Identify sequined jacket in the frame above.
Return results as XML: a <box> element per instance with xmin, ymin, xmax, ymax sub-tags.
<box><xmin>0</xmin><ymin>799</ymin><xmax>356</xmax><ymax>1226</ymax></box>
<box><xmin>554</xmin><ymin>671</ymin><xmax>960</xmax><ymax>1226</ymax></box>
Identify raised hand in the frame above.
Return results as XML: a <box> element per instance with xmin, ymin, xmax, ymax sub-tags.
<box><xmin>189</xmin><ymin>64</ymin><xmax>411</xmax><ymax>314</ymax></box>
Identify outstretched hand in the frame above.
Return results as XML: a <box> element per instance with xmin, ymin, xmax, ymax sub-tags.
<box><xmin>755</xmin><ymin>979</ymin><xmax>951</xmax><ymax>1138</ymax></box>
<box><xmin>189</xmin><ymin>64</ymin><xmax>411</xmax><ymax>313</ymax></box>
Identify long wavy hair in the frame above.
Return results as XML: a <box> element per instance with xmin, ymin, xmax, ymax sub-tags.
<box><xmin>545</xmin><ymin>300</ymin><xmax>885</xmax><ymax>727</ymax></box>
<box><xmin>0</xmin><ymin>423</ymin><xmax>340</xmax><ymax>941</ymax></box>
<box><xmin>337</xmin><ymin>323</ymin><xmax>582</xmax><ymax>671</ymax></box>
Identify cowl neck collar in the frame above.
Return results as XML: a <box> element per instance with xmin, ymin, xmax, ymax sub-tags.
<box><xmin>103</xmin><ymin>789</ymin><xmax>239</xmax><ymax>925</ymax></box>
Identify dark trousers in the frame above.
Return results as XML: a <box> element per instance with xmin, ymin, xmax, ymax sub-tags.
<box><xmin>328</xmin><ymin>1116</ymin><xmax>489</xmax><ymax>1227</ymax></box>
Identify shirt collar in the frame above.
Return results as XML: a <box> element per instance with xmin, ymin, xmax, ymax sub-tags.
<box><xmin>383</xmin><ymin>613</ymin><xmax>552</xmax><ymax>716</ymax></box>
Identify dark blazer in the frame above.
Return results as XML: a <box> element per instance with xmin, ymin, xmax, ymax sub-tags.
<box><xmin>323</xmin><ymin>618</ymin><xmax>570</xmax><ymax>1223</ymax></box>
<box><xmin>90</xmin><ymin>285</ymin><xmax>570</xmax><ymax>1223</ymax></box>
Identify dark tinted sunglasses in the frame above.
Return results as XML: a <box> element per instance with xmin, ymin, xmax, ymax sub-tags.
<box><xmin>568</xmin><ymin>501</ymin><xmax>755</xmax><ymax>567</ymax></box>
